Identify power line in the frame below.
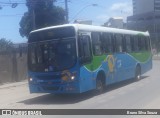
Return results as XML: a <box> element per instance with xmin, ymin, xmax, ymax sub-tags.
<box><xmin>0</xmin><ymin>14</ymin><xmax>23</xmax><ymax>17</ymax></box>
<box><xmin>0</xmin><ymin>0</ymin><xmax>66</xmax><ymax>8</ymax></box>
<box><xmin>0</xmin><ymin>0</ymin><xmax>64</xmax><ymax>5</ymax></box>
<box><xmin>0</xmin><ymin>1</ymin><xmax>25</xmax><ymax>4</ymax></box>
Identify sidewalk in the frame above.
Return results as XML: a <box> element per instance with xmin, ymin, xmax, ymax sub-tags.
<box><xmin>0</xmin><ymin>80</ymin><xmax>28</xmax><ymax>89</ymax></box>
<box><xmin>153</xmin><ymin>55</ymin><xmax>160</xmax><ymax>60</ymax></box>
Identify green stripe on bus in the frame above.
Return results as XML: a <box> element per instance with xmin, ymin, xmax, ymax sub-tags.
<box><xmin>85</xmin><ymin>55</ymin><xmax>106</xmax><ymax>71</ymax></box>
<box><xmin>84</xmin><ymin>51</ymin><xmax>151</xmax><ymax>72</ymax></box>
<box><xmin>129</xmin><ymin>51</ymin><xmax>151</xmax><ymax>62</ymax></box>
<box><xmin>137</xmin><ymin>33</ymin><xmax>145</xmax><ymax>36</ymax></box>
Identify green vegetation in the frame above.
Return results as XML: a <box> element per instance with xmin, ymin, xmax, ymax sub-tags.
<box><xmin>0</xmin><ymin>38</ymin><xmax>13</xmax><ymax>53</ymax></box>
<box><xmin>19</xmin><ymin>0</ymin><xmax>66</xmax><ymax>38</ymax></box>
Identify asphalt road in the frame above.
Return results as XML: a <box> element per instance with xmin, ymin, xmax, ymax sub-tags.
<box><xmin>0</xmin><ymin>60</ymin><xmax>160</xmax><ymax>118</ymax></box>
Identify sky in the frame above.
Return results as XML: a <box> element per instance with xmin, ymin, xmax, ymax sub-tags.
<box><xmin>0</xmin><ymin>0</ymin><xmax>133</xmax><ymax>43</ymax></box>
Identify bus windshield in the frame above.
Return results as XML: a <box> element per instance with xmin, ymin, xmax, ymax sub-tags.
<box><xmin>28</xmin><ymin>38</ymin><xmax>76</xmax><ymax>72</ymax></box>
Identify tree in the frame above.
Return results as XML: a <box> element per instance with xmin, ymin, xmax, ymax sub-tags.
<box><xmin>19</xmin><ymin>0</ymin><xmax>66</xmax><ymax>38</ymax></box>
<box><xmin>0</xmin><ymin>38</ymin><xmax>13</xmax><ymax>54</ymax></box>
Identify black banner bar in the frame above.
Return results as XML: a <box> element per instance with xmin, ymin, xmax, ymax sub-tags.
<box><xmin>0</xmin><ymin>109</ymin><xmax>160</xmax><ymax>115</ymax></box>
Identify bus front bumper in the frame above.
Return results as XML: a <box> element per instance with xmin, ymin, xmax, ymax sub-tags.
<box><xmin>29</xmin><ymin>83</ymin><xmax>80</xmax><ymax>94</ymax></box>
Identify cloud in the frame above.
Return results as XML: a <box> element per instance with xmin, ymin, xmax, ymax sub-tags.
<box><xmin>94</xmin><ymin>15</ymin><xmax>110</xmax><ymax>25</ymax></box>
<box><xmin>110</xmin><ymin>2</ymin><xmax>132</xmax><ymax>15</ymax></box>
<box><xmin>95</xmin><ymin>2</ymin><xmax>132</xmax><ymax>25</ymax></box>
<box><xmin>96</xmin><ymin>14</ymin><xmax>110</xmax><ymax>21</ymax></box>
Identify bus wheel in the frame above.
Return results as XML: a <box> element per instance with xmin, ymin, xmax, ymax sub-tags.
<box><xmin>135</xmin><ymin>66</ymin><xmax>141</xmax><ymax>81</ymax></box>
<box><xmin>96</xmin><ymin>79</ymin><xmax>103</xmax><ymax>94</ymax></box>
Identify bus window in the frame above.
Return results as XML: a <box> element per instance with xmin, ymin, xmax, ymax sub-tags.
<box><xmin>130</xmin><ymin>36</ymin><xmax>134</xmax><ymax>51</ymax></box>
<box><xmin>30</xmin><ymin>45</ymin><xmax>36</xmax><ymax>64</ymax></box>
<box><xmin>133</xmin><ymin>36</ymin><xmax>139</xmax><ymax>52</ymax></box>
<box><xmin>78</xmin><ymin>35</ymin><xmax>92</xmax><ymax>64</ymax></box>
<box><xmin>142</xmin><ymin>36</ymin><xmax>146</xmax><ymax>51</ymax></box>
<box><xmin>101</xmin><ymin>33</ymin><xmax>114</xmax><ymax>53</ymax></box>
<box><xmin>125</xmin><ymin>35</ymin><xmax>132</xmax><ymax>52</ymax></box>
<box><xmin>138</xmin><ymin>36</ymin><xmax>146</xmax><ymax>51</ymax></box>
<box><xmin>145</xmin><ymin>37</ymin><xmax>150</xmax><ymax>51</ymax></box>
<box><xmin>91</xmin><ymin>32</ymin><xmax>102</xmax><ymax>56</ymax></box>
<box><xmin>36</xmin><ymin>44</ymin><xmax>44</xmax><ymax>64</ymax></box>
<box><xmin>115</xmin><ymin>34</ymin><xmax>123</xmax><ymax>53</ymax></box>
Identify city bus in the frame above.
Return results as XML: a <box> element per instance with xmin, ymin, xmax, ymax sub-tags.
<box><xmin>28</xmin><ymin>24</ymin><xmax>152</xmax><ymax>94</ymax></box>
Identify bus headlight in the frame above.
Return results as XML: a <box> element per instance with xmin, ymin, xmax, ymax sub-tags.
<box><xmin>71</xmin><ymin>75</ymin><xmax>75</xmax><ymax>80</ymax></box>
<box><xmin>62</xmin><ymin>75</ymin><xmax>75</xmax><ymax>82</ymax></box>
<box><xmin>29</xmin><ymin>78</ymin><xmax>33</xmax><ymax>82</ymax></box>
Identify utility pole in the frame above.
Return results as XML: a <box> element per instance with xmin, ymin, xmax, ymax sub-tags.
<box><xmin>32</xmin><ymin>9</ymin><xmax>36</xmax><ymax>30</ymax></box>
<box><xmin>65</xmin><ymin>0</ymin><xmax>69</xmax><ymax>23</ymax></box>
<box><xmin>31</xmin><ymin>1</ymin><xmax>36</xmax><ymax>30</ymax></box>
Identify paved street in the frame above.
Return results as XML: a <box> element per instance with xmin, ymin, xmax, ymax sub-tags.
<box><xmin>0</xmin><ymin>60</ymin><xmax>160</xmax><ymax>118</ymax></box>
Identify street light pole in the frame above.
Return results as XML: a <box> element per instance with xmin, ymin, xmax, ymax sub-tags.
<box><xmin>32</xmin><ymin>9</ymin><xmax>36</xmax><ymax>30</ymax></box>
<box><xmin>65</xmin><ymin>0</ymin><xmax>69</xmax><ymax>23</ymax></box>
<box><xmin>31</xmin><ymin>1</ymin><xmax>36</xmax><ymax>30</ymax></box>
<box><xmin>70</xmin><ymin>4</ymin><xmax>98</xmax><ymax>23</ymax></box>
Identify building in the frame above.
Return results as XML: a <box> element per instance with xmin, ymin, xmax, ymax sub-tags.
<box><xmin>104</xmin><ymin>17</ymin><xmax>124</xmax><ymax>29</ymax></box>
<box><xmin>133</xmin><ymin>0</ymin><xmax>160</xmax><ymax>15</ymax></box>
<box><xmin>127</xmin><ymin>0</ymin><xmax>160</xmax><ymax>50</ymax></box>
<box><xmin>74</xmin><ymin>20</ymin><xmax>92</xmax><ymax>25</ymax></box>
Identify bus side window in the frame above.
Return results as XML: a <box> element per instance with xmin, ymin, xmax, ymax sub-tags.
<box><xmin>138</xmin><ymin>36</ymin><xmax>145</xmax><ymax>51</ymax></box>
<box><xmin>142</xmin><ymin>36</ymin><xmax>146</xmax><ymax>51</ymax></box>
<box><xmin>29</xmin><ymin>44</ymin><xmax>36</xmax><ymax>64</ymax></box>
<box><xmin>130</xmin><ymin>36</ymin><xmax>134</xmax><ymax>52</ymax></box>
<box><xmin>125</xmin><ymin>35</ymin><xmax>132</xmax><ymax>53</ymax></box>
<box><xmin>91</xmin><ymin>32</ymin><xmax>102</xmax><ymax>56</ymax></box>
<box><xmin>78</xmin><ymin>35</ymin><xmax>92</xmax><ymax>65</ymax></box>
<box><xmin>145</xmin><ymin>37</ymin><xmax>150</xmax><ymax>51</ymax></box>
<box><xmin>101</xmin><ymin>33</ymin><xmax>114</xmax><ymax>54</ymax></box>
<box><xmin>115</xmin><ymin>34</ymin><xmax>123</xmax><ymax>53</ymax></box>
<box><xmin>133</xmin><ymin>36</ymin><xmax>139</xmax><ymax>52</ymax></box>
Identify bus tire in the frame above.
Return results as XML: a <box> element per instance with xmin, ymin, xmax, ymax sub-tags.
<box><xmin>135</xmin><ymin>65</ymin><xmax>141</xmax><ymax>81</ymax></box>
<box><xmin>95</xmin><ymin>73</ymin><xmax>105</xmax><ymax>94</ymax></box>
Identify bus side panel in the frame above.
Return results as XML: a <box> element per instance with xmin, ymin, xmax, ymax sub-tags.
<box><xmin>112</xmin><ymin>52</ymin><xmax>152</xmax><ymax>83</ymax></box>
<box><xmin>140</xmin><ymin>58</ymin><xmax>152</xmax><ymax>75</ymax></box>
<box><xmin>79</xmin><ymin>54</ymin><xmax>129</xmax><ymax>93</ymax></box>
<box><xmin>79</xmin><ymin>54</ymin><xmax>115</xmax><ymax>93</ymax></box>
<box><xmin>101</xmin><ymin>59</ymin><xmax>116</xmax><ymax>85</ymax></box>
<box><xmin>79</xmin><ymin>66</ymin><xmax>95</xmax><ymax>93</ymax></box>
<box><xmin>78</xmin><ymin>53</ymin><xmax>152</xmax><ymax>93</ymax></box>
<box><xmin>113</xmin><ymin>53</ymin><xmax>135</xmax><ymax>82</ymax></box>
<box><xmin>123</xmin><ymin>54</ymin><xmax>137</xmax><ymax>80</ymax></box>
<box><xmin>79</xmin><ymin>53</ymin><xmax>137</xmax><ymax>93</ymax></box>
<box><xmin>129</xmin><ymin>52</ymin><xmax>152</xmax><ymax>76</ymax></box>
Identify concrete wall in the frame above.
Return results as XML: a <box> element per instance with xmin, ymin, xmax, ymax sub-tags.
<box><xmin>0</xmin><ymin>53</ymin><xmax>27</xmax><ymax>84</ymax></box>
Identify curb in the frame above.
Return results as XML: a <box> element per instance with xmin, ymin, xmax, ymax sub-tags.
<box><xmin>152</xmin><ymin>56</ymin><xmax>160</xmax><ymax>60</ymax></box>
<box><xmin>0</xmin><ymin>80</ymin><xmax>28</xmax><ymax>89</ymax></box>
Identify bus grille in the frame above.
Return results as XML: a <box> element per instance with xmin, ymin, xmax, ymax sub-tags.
<box><xmin>36</xmin><ymin>74</ymin><xmax>61</xmax><ymax>80</ymax></box>
<box><xmin>42</xmin><ymin>86</ymin><xmax>59</xmax><ymax>91</ymax></box>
